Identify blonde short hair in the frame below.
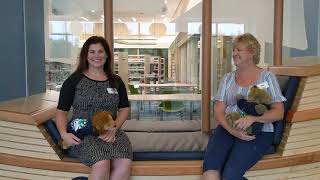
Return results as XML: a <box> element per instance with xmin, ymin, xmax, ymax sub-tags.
<box><xmin>233</xmin><ymin>33</ymin><xmax>261</xmax><ymax>64</ymax></box>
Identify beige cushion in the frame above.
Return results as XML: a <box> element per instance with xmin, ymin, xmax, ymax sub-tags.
<box><xmin>125</xmin><ymin>131</ymin><xmax>209</xmax><ymax>152</ymax></box>
<box><xmin>122</xmin><ymin>120</ymin><xmax>208</xmax><ymax>151</ymax></box>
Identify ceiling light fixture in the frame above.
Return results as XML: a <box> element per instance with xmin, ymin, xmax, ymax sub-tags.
<box><xmin>81</xmin><ymin>17</ymin><xmax>89</xmax><ymax>21</ymax></box>
<box><xmin>164</xmin><ymin>0</ymin><xmax>167</xmax><ymax>4</ymax></box>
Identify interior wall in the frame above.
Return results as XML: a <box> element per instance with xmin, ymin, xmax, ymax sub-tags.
<box><xmin>264</xmin><ymin>0</ymin><xmax>319</xmax><ymax>64</ymax></box>
<box><xmin>289</xmin><ymin>0</ymin><xmax>319</xmax><ymax>57</ymax></box>
<box><xmin>25</xmin><ymin>0</ymin><xmax>46</xmax><ymax>95</ymax></box>
<box><xmin>0</xmin><ymin>0</ymin><xmax>45</xmax><ymax>102</ymax></box>
<box><xmin>318</xmin><ymin>1</ymin><xmax>320</xmax><ymax>56</ymax></box>
<box><xmin>0</xmin><ymin>0</ymin><xmax>26</xmax><ymax>101</ymax></box>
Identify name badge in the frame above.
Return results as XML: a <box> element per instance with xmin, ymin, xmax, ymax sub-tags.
<box><xmin>256</xmin><ymin>81</ymin><xmax>269</xmax><ymax>89</ymax></box>
<box><xmin>107</xmin><ymin>88</ymin><xmax>118</xmax><ymax>94</ymax></box>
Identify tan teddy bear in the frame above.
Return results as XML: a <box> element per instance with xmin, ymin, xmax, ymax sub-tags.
<box><xmin>59</xmin><ymin>111</ymin><xmax>116</xmax><ymax>149</ymax></box>
<box><xmin>91</xmin><ymin>111</ymin><xmax>117</xmax><ymax>136</ymax></box>
<box><xmin>225</xmin><ymin>86</ymin><xmax>271</xmax><ymax>135</ymax></box>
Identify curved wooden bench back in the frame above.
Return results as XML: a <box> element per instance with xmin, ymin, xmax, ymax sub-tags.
<box><xmin>1</xmin><ymin>64</ymin><xmax>320</xmax><ymax>177</ymax></box>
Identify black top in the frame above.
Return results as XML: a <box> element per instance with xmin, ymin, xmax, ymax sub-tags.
<box><xmin>57</xmin><ymin>72</ymin><xmax>129</xmax><ymax>120</ymax></box>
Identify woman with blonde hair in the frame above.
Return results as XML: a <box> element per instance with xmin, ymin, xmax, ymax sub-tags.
<box><xmin>203</xmin><ymin>33</ymin><xmax>286</xmax><ymax>180</ymax></box>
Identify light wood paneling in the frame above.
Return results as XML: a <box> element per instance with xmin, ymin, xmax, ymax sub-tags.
<box><xmin>0</xmin><ymin>140</ymin><xmax>55</xmax><ymax>153</ymax></box>
<box><xmin>269</xmin><ymin>64</ymin><xmax>320</xmax><ymax>77</ymax></box>
<box><xmin>297</xmin><ymin>102</ymin><xmax>320</xmax><ymax>111</ymax></box>
<box><xmin>282</xmin><ymin>119</ymin><xmax>320</xmax><ymax>156</ymax></box>
<box><xmin>287</xmin><ymin>131</ymin><xmax>320</xmax><ymax>143</ymax></box>
<box><xmin>0</xmin><ymin>177</ymin><xmax>20</xmax><ymax>180</ymax></box>
<box><xmin>0</xmin><ymin>120</ymin><xmax>61</xmax><ymax>160</ymax></box>
<box><xmin>1</xmin><ymin>152</ymin><xmax>320</xmax><ymax>175</ymax></box>
<box><xmin>0</xmin><ymin>127</ymin><xmax>44</xmax><ymax>138</ymax></box>
<box><xmin>283</xmin><ymin>145</ymin><xmax>320</xmax><ymax>156</ymax></box>
<box><xmin>291</xmin><ymin>119</ymin><xmax>320</xmax><ymax>128</ymax></box>
<box><xmin>245</xmin><ymin>162</ymin><xmax>320</xmax><ymax>179</ymax></box>
<box><xmin>2</xmin><ymin>162</ymin><xmax>320</xmax><ymax>180</ymax></box>
<box><xmin>304</xmin><ymin>81</ymin><xmax>320</xmax><ymax>90</ymax></box>
<box><xmin>0</xmin><ymin>120</ymin><xmax>39</xmax><ymax>131</ymax></box>
<box><xmin>0</xmin><ymin>148</ymin><xmax>60</xmax><ymax>160</ymax></box>
<box><xmin>0</xmin><ymin>164</ymin><xmax>86</xmax><ymax>180</ymax></box>
<box><xmin>0</xmin><ymin>134</ymin><xmax>48</xmax><ymax>146</ymax></box>
<box><xmin>301</xmin><ymin>88</ymin><xmax>320</xmax><ymax>98</ymax></box>
<box><xmin>38</xmin><ymin>125</ymin><xmax>64</xmax><ymax>159</ymax></box>
<box><xmin>287</xmin><ymin>108</ymin><xmax>320</xmax><ymax>123</ymax></box>
<box><xmin>299</xmin><ymin>95</ymin><xmax>320</xmax><ymax>105</ymax></box>
<box><xmin>0</xmin><ymin>97</ymin><xmax>56</xmax><ymax>114</ymax></box>
<box><xmin>284</xmin><ymin>139</ymin><xmax>320</xmax><ymax>150</ymax></box>
<box><xmin>0</xmin><ymin>91</ymin><xmax>57</xmax><ymax>125</ymax></box>
<box><xmin>0</xmin><ymin>111</ymin><xmax>35</xmax><ymax>125</ymax></box>
<box><xmin>295</xmin><ymin>76</ymin><xmax>320</xmax><ymax>111</ymax></box>
<box><xmin>306</xmin><ymin>75</ymin><xmax>320</xmax><ymax>83</ymax></box>
<box><xmin>32</xmin><ymin>106</ymin><xmax>56</xmax><ymax>125</ymax></box>
<box><xmin>288</xmin><ymin>124</ymin><xmax>320</xmax><ymax>136</ymax></box>
<box><xmin>0</xmin><ymin>164</ymin><xmax>87</xmax><ymax>179</ymax></box>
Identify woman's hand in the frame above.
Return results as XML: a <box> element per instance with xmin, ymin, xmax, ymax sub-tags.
<box><xmin>99</xmin><ymin>128</ymin><xmax>117</xmax><ymax>143</ymax></box>
<box><xmin>61</xmin><ymin>133</ymin><xmax>81</xmax><ymax>146</ymax></box>
<box><xmin>230</xmin><ymin>128</ymin><xmax>256</xmax><ymax>141</ymax></box>
<box><xmin>234</xmin><ymin>115</ymin><xmax>255</xmax><ymax>131</ymax></box>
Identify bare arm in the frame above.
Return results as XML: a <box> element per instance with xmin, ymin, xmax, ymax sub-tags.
<box><xmin>115</xmin><ymin>107</ymin><xmax>130</xmax><ymax>129</ymax></box>
<box><xmin>56</xmin><ymin>109</ymin><xmax>80</xmax><ymax>146</ymax></box>
<box><xmin>55</xmin><ymin>109</ymin><xmax>69</xmax><ymax>135</ymax></box>
<box><xmin>235</xmin><ymin>102</ymin><xmax>284</xmax><ymax>130</ymax></box>
<box><xmin>254</xmin><ymin>102</ymin><xmax>284</xmax><ymax>123</ymax></box>
<box><xmin>214</xmin><ymin>101</ymin><xmax>255</xmax><ymax>141</ymax></box>
<box><xmin>100</xmin><ymin>107</ymin><xmax>129</xmax><ymax>142</ymax></box>
<box><xmin>214</xmin><ymin>101</ymin><xmax>232</xmax><ymax>132</ymax></box>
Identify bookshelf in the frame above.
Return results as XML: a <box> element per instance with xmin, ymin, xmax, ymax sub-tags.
<box><xmin>114</xmin><ymin>53</ymin><xmax>166</xmax><ymax>84</ymax></box>
<box><xmin>45</xmin><ymin>61</ymin><xmax>72</xmax><ymax>91</ymax></box>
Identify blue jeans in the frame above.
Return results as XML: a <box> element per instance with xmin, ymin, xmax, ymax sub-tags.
<box><xmin>203</xmin><ymin>125</ymin><xmax>273</xmax><ymax>180</ymax></box>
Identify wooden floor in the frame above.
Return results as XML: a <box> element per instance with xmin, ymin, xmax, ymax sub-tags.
<box><xmin>1</xmin><ymin>161</ymin><xmax>320</xmax><ymax>180</ymax></box>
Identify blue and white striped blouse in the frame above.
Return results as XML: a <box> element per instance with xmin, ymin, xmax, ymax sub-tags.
<box><xmin>214</xmin><ymin>70</ymin><xmax>286</xmax><ymax>132</ymax></box>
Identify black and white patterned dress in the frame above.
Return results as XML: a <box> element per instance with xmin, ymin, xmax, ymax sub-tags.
<box><xmin>57</xmin><ymin>72</ymin><xmax>132</xmax><ymax>167</ymax></box>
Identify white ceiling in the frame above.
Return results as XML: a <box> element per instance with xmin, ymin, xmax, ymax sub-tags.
<box><xmin>50</xmin><ymin>0</ymin><xmax>181</xmax><ymax>22</ymax></box>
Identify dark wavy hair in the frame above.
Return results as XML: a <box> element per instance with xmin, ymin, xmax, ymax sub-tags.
<box><xmin>75</xmin><ymin>36</ymin><xmax>119</xmax><ymax>88</ymax></box>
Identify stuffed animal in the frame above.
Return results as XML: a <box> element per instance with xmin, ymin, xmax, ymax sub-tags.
<box><xmin>225</xmin><ymin>85</ymin><xmax>271</xmax><ymax>135</ymax></box>
<box><xmin>59</xmin><ymin>111</ymin><xmax>116</xmax><ymax>149</ymax></box>
<box><xmin>91</xmin><ymin>111</ymin><xmax>116</xmax><ymax>136</ymax></box>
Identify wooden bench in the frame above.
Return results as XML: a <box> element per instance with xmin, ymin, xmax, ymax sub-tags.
<box><xmin>1</xmin><ymin>65</ymin><xmax>320</xmax><ymax>179</ymax></box>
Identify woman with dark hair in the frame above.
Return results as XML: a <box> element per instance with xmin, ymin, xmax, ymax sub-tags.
<box><xmin>56</xmin><ymin>36</ymin><xmax>132</xmax><ymax>180</ymax></box>
<box><xmin>202</xmin><ymin>33</ymin><xmax>286</xmax><ymax>180</ymax></box>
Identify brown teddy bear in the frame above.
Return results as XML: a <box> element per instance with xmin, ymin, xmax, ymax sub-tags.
<box><xmin>225</xmin><ymin>85</ymin><xmax>271</xmax><ymax>135</ymax></box>
<box><xmin>91</xmin><ymin>111</ymin><xmax>116</xmax><ymax>136</ymax></box>
<box><xmin>59</xmin><ymin>111</ymin><xmax>116</xmax><ymax>149</ymax></box>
